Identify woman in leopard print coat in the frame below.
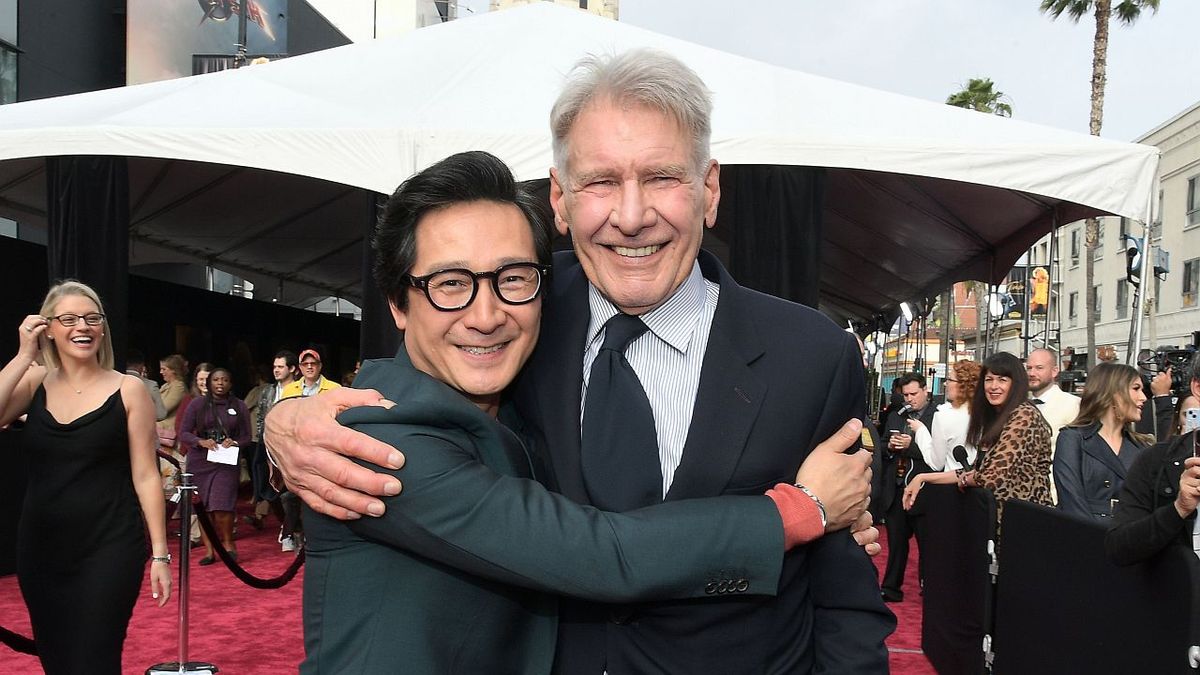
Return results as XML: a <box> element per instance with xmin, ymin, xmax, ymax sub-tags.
<box><xmin>962</xmin><ymin>352</ymin><xmax>1054</xmax><ymax>527</ymax></box>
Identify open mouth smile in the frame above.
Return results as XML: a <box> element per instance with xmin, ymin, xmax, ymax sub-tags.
<box><xmin>459</xmin><ymin>343</ymin><xmax>507</xmax><ymax>356</ymax></box>
<box><xmin>611</xmin><ymin>244</ymin><xmax>661</xmax><ymax>258</ymax></box>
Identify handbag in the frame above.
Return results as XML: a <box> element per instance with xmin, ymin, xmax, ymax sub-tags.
<box><xmin>157</xmin><ymin>426</ymin><xmax>177</xmax><ymax>449</ymax></box>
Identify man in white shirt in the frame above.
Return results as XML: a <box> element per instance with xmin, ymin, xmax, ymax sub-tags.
<box><xmin>1026</xmin><ymin>348</ymin><xmax>1081</xmax><ymax>448</ymax></box>
<box><xmin>1026</xmin><ymin>348</ymin><xmax>1081</xmax><ymax>503</ymax></box>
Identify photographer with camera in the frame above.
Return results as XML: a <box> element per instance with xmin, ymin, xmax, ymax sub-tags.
<box><xmin>1107</xmin><ymin>353</ymin><xmax>1200</xmax><ymax>565</ymax></box>
<box><xmin>879</xmin><ymin>372</ymin><xmax>937</xmax><ymax>603</ymax></box>
<box><xmin>1135</xmin><ymin>348</ymin><xmax>1188</xmax><ymax>441</ymax></box>
<box><xmin>178</xmin><ymin>366</ymin><xmax>251</xmax><ymax>565</ymax></box>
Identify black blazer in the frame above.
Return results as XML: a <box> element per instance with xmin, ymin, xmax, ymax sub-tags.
<box><xmin>514</xmin><ymin>250</ymin><xmax>894</xmax><ymax>674</ymax></box>
<box><xmin>1106</xmin><ymin>431</ymin><xmax>1198</xmax><ymax>566</ymax></box>
<box><xmin>878</xmin><ymin>402</ymin><xmax>938</xmax><ymax>513</ymax></box>
<box><xmin>1053</xmin><ymin>423</ymin><xmax>1146</xmax><ymax>521</ymax></box>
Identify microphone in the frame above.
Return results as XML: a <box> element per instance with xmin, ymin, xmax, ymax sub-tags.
<box><xmin>952</xmin><ymin>445</ymin><xmax>969</xmax><ymax>470</ymax></box>
<box><xmin>895</xmin><ymin>404</ymin><xmax>914</xmax><ymax>418</ymax></box>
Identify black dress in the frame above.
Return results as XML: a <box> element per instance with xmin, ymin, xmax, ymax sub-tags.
<box><xmin>17</xmin><ymin>385</ymin><xmax>147</xmax><ymax>674</ymax></box>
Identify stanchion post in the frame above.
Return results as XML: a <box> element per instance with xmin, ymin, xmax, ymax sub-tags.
<box><xmin>146</xmin><ymin>472</ymin><xmax>219</xmax><ymax>675</ymax></box>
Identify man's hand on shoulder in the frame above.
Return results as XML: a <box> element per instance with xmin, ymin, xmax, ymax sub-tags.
<box><xmin>263</xmin><ymin>388</ymin><xmax>403</xmax><ymax>520</ymax></box>
<box><xmin>794</xmin><ymin>418</ymin><xmax>872</xmax><ymax>532</ymax></box>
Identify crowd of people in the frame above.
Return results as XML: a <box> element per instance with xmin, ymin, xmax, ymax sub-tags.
<box><xmin>3</xmin><ymin>43</ymin><xmax>1197</xmax><ymax>675</ymax></box>
<box><xmin>879</xmin><ymin>344</ymin><xmax>1200</xmax><ymax>603</ymax></box>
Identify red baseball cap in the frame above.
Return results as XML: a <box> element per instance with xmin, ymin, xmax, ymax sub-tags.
<box><xmin>299</xmin><ymin>349</ymin><xmax>322</xmax><ymax>363</ymax></box>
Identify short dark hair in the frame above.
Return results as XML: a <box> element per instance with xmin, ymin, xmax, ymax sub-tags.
<box><xmin>1188</xmin><ymin>351</ymin><xmax>1200</xmax><ymax>386</ymax></box>
<box><xmin>895</xmin><ymin>372</ymin><xmax>927</xmax><ymax>389</ymax></box>
<box><xmin>273</xmin><ymin>349</ymin><xmax>298</xmax><ymax>369</ymax></box>
<box><xmin>373</xmin><ymin>151</ymin><xmax>552</xmax><ymax>309</ymax></box>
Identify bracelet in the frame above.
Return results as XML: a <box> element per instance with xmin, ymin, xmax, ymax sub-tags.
<box><xmin>792</xmin><ymin>482</ymin><xmax>827</xmax><ymax>529</ymax></box>
<box><xmin>151</xmin><ymin>554</ymin><xmax>172</xmax><ymax>564</ymax></box>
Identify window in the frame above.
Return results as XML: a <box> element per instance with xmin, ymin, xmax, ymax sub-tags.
<box><xmin>1093</xmin><ymin>221</ymin><xmax>1105</xmax><ymax>260</ymax></box>
<box><xmin>1070</xmin><ymin>228</ymin><xmax>1080</xmax><ymax>266</ymax></box>
<box><xmin>1116</xmin><ymin>279</ymin><xmax>1129</xmax><ymax>319</ymax></box>
<box><xmin>1093</xmin><ymin>285</ymin><xmax>1102</xmax><ymax>322</ymax></box>
<box><xmin>1068</xmin><ymin>291</ymin><xmax>1078</xmax><ymax>327</ymax></box>
<box><xmin>1184</xmin><ymin>258</ymin><xmax>1199</xmax><ymax>309</ymax></box>
<box><xmin>1188</xmin><ymin>177</ymin><xmax>1200</xmax><ymax>228</ymax></box>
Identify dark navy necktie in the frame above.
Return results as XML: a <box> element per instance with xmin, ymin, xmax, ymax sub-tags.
<box><xmin>581</xmin><ymin>313</ymin><xmax>663</xmax><ymax>512</ymax></box>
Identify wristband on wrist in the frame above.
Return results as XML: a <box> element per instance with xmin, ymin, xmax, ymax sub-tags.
<box><xmin>151</xmin><ymin>554</ymin><xmax>172</xmax><ymax>564</ymax></box>
<box><xmin>792</xmin><ymin>483</ymin><xmax>827</xmax><ymax>529</ymax></box>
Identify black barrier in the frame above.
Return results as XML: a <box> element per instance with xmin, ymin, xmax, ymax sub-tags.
<box><xmin>917</xmin><ymin>483</ymin><xmax>997</xmax><ymax>675</ymax></box>
<box><xmin>992</xmin><ymin>500</ymin><xmax>1199</xmax><ymax>674</ymax></box>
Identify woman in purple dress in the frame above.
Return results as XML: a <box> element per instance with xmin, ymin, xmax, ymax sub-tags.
<box><xmin>179</xmin><ymin>366</ymin><xmax>250</xmax><ymax>564</ymax></box>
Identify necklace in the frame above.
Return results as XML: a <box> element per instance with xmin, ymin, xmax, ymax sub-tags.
<box><xmin>62</xmin><ymin>372</ymin><xmax>98</xmax><ymax>395</ymax></box>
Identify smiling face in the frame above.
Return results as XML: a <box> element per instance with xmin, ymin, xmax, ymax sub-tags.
<box><xmin>391</xmin><ymin>200</ymin><xmax>542</xmax><ymax>416</ymax></box>
<box><xmin>1121</xmin><ymin>377</ymin><xmax>1147</xmax><ymax>423</ymax></box>
<box><xmin>983</xmin><ymin>372</ymin><xmax>1013</xmax><ymax>408</ymax></box>
<box><xmin>195</xmin><ymin>368</ymin><xmax>210</xmax><ymax>396</ymax></box>
<box><xmin>160</xmin><ymin>363</ymin><xmax>175</xmax><ymax>383</ymax></box>
<box><xmin>550</xmin><ymin>100</ymin><xmax>720</xmax><ymax>315</ymax></box>
<box><xmin>47</xmin><ymin>294</ymin><xmax>103</xmax><ymax>363</ymax></box>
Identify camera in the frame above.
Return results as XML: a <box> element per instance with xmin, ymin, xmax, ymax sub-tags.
<box><xmin>1139</xmin><ymin>343</ymin><xmax>1197</xmax><ymax>401</ymax></box>
<box><xmin>203</xmin><ymin>429</ymin><xmax>227</xmax><ymax>443</ymax></box>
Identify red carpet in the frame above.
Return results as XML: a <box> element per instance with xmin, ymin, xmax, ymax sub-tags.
<box><xmin>873</xmin><ymin>524</ymin><xmax>936</xmax><ymax>674</ymax></box>
<box><xmin>1</xmin><ymin>510</ymin><xmax>933</xmax><ymax>673</ymax></box>
<box><xmin>0</xmin><ymin>505</ymin><xmax>306</xmax><ymax>674</ymax></box>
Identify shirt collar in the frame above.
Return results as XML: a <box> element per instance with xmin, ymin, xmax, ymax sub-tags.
<box><xmin>586</xmin><ymin>261</ymin><xmax>707</xmax><ymax>355</ymax></box>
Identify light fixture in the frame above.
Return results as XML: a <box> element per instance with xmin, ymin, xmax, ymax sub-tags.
<box><xmin>900</xmin><ymin>302</ymin><xmax>914</xmax><ymax>323</ymax></box>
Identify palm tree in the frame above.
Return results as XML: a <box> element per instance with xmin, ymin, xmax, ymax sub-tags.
<box><xmin>946</xmin><ymin>79</ymin><xmax>1012</xmax><ymax>358</ymax></box>
<box><xmin>1040</xmin><ymin>0</ymin><xmax>1160</xmax><ymax>369</ymax></box>
<box><xmin>944</xmin><ymin>78</ymin><xmax>1013</xmax><ymax>117</ymax></box>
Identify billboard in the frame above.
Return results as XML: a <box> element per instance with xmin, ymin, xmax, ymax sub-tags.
<box><xmin>993</xmin><ymin>265</ymin><xmax>1050</xmax><ymax>321</ymax></box>
<box><xmin>128</xmin><ymin>0</ymin><xmax>287</xmax><ymax>85</ymax></box>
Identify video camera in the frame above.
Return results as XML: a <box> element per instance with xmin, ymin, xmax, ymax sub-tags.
<box><xmin>1139</xmin><ymin>335</ymin><xmax>1199</xmax><ymax>401</ymax></box>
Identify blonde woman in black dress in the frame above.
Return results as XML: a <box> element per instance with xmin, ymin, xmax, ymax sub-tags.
<box><xmin>0</xmin><ymin>281</ymin><xmax>171</xmax><ymax>674</ymax></box>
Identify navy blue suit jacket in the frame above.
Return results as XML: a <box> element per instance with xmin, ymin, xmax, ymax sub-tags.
<box><xmin>513</xmin><ymin>250</ymin><xmax>895</xmax><ymax>674</ymax></box>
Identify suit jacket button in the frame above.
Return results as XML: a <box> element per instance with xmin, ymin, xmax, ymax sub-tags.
<box><xmin>705</xmin><ymin>582</ymin><xmax>717</xmax><ymax>595</ymax></box>
<box><xmin>716</xmin><ymin>580</ymin><xmax>730</xmax><ymax>594</ymax></box>
<box><xmin>735</xmin><ymin>579</ymin><xmax>749</xmax><ymax>592</ymax></box>
<box><xmin>1103</xmin><ymin>479</ymin><xmax>1111</xmax><ymax>488</ymax></box>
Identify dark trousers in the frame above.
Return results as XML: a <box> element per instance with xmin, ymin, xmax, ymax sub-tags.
<box><xmin>249</xmin><ymin>441</ymin><xmax>278</xmax><ymax>503</ymax></box>
<box><xmin>881</xmin><ymin>485</ymin><xmax>925</xmax><ymax>593</ymax></box>
<box><xmin>280</xmin><ymin>490</ymin><xmax>302</xmax><ymax>538</ymax></box>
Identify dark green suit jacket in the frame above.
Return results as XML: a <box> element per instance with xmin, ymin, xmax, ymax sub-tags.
<box><xmin>300</xmin><ymin>347</ymin><xmax>784</xmax><ymax>674</ymax></box>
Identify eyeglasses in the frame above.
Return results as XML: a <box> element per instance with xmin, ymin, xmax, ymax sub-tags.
<box><xmin>945</xmin><ymin>378</ymin><xmax>960</xmax><ymax>384</ymax></box>
<box><xmin>404</xmin><ymin>262</ymin><xmax>550</xmax><ymax>312</ymax></box>
<box><xmin>47</xmin><ymin>312</ymin><xmax>105</xmax><ymax>327</ymax></box>
<box><xmin>300</xmin><ymin>361</ymin><xmax>320</xmax><ymax>367</ymax></box>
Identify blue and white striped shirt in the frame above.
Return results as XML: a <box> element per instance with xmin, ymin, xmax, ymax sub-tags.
<box><xmin>582</xmin><ymin>261</ymin><xmax>719</xmax><ymax>498</ymax></box>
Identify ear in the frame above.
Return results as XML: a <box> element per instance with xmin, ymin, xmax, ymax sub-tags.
<box><xmin>702</xmin><ymin>159</ymin><xmax>721</xmax><ymax>229</ymax></box>
<box><xmin>549</xmin><ymin>167</ymin><xmax>570</xmax><ymax>237</ymax></box>
<box><xmin>388</xmin><ymin>298</ymin><xmax>408</xmax><ymax>332</ymax></box>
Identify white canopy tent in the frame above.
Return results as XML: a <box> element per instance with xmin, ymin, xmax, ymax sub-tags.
<box><xmin>0</xmin><ymin>2</ymin><xmax>1159</xmax><ymax>322</ymax></box>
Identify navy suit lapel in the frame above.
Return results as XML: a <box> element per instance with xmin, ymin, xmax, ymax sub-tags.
<box><xmin>665</xmin><ymin>252</ymin><xmax>766</xmax><ymax>501</ymax></box>
<box><xmin>525</xmin><ymin>252</ymin><xmax>591</xmax><ymax>502</ymax></box>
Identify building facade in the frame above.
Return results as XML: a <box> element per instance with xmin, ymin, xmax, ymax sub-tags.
<box><xmin>1053</xmin><ymin>101</ymin><xmax>1200</xmax><ymax>364</ymax></box>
